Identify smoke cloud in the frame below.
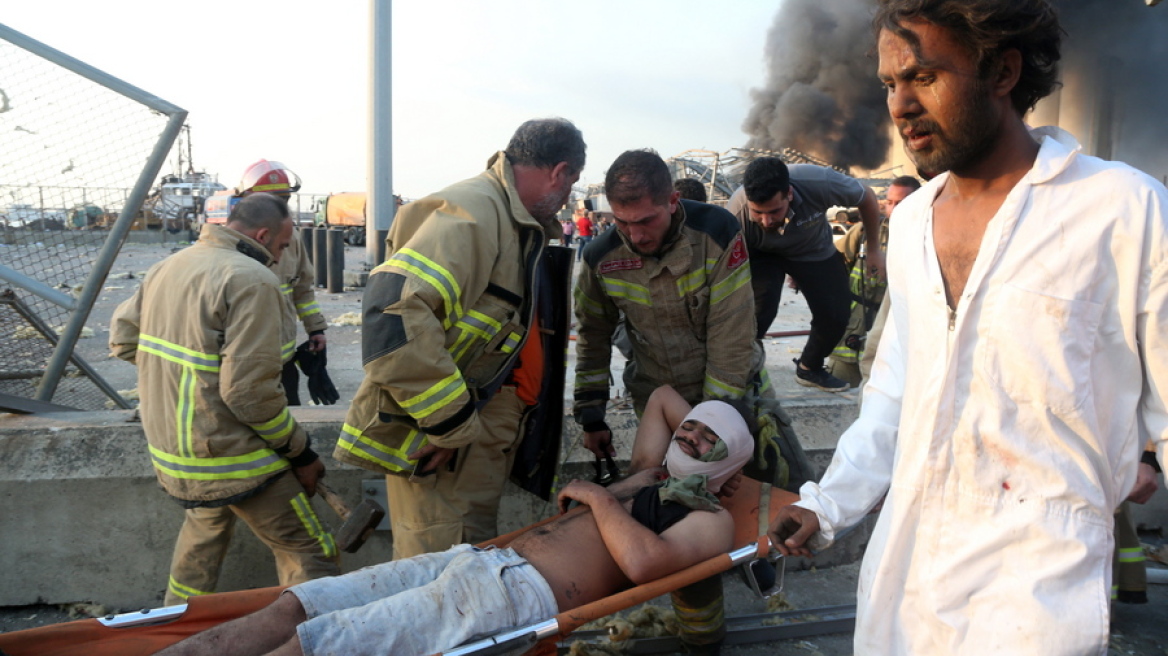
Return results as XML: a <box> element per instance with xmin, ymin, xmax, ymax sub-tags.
<box><xmin>742</xmin><ymin>0</ymin><xmax>1168</xmax><ymax>180</ymax></box>
<box><xmin>742</xmin><ymin>0</ymin><xmax>889</xmax><ymax>171</ymax></box>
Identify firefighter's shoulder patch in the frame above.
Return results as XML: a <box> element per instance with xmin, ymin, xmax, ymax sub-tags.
<box><xmin>598</xmin><ymin>258</ymin><xmax>643</xmax><ymax>275</ymax></box>
<box><xmin>727</xmin><ymin>233</ymin><xmax>748</xmax><ymax>270</ymax></box>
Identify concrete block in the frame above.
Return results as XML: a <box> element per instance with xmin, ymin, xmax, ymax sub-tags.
<box><xmin>0</xmin><ymin>396</ymin><xmax>868</xmax><ymax>610</ymax></box>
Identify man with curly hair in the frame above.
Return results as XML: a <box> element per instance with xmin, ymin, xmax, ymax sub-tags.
<box><xmin>771</xmin><ymin>0</ymin><xmax>1168</xmax><ymax>652</ymax></box>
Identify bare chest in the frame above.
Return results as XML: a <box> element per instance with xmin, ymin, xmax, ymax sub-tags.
<box><xmin>932</xmin><ymin>199</ymin><xmax>999</xmax><ymax>308</ymax></box>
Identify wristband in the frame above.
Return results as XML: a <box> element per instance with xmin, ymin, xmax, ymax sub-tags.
<box><xmin>1141</xmin><ymin>450</ymin><xmax>1162</xmax><ymax>474</ymax></box>
<box><xmin>582</xmin><ymin>421</ymin><xmax>610</xmax><ymax>435</ymax></box>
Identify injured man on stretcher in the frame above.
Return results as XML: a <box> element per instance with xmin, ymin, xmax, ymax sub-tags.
<box><xmin>158</xmin><ymin>386</ymin><xmax>755</xmax><ymax>656</ymax></box>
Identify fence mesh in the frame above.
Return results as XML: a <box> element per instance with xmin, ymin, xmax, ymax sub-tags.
<box><xmin>0</xmin><ymin>31</ymin><xmax>174</xmax><ymax>410</ymax></box>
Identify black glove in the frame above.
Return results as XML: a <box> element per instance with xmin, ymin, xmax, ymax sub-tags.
<box><xmin>295</xmin><ymin>341</ymin><xmax>339</xmax><ymax>405</ymax></box>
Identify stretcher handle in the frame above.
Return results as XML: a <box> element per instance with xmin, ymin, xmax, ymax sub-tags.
<box><xmin>553</xmin><ymin>543</ymin><xmax>762</xmax><ymax>636</ymax></box>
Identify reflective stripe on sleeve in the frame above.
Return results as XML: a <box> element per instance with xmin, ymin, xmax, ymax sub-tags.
<box><xmin>296</xmin><ymin>300</ymin><xmax>322</xmax><ymax>318</ymax></box>
<box><xmin>710</xmin><ymin>264</ymin><xmax>751</xmax><ymax>305</ymax></box>
<box><xmin>573</xmin><ymin>286</ymin><xmax>608</xmax><ymax>317</ymax></box>
<box><xmin>249</xmin><ymin>408</ymin><xmax>297</xmax><ymax>443</ymax></box>
<box><xmin>399</xmin><ymin>371</ymin><xmax>467</xmax><ymax>420</ymax></box>
<box><xmin>384</xmin><ymin>248</ymin><xmax>463</xmax><ymax>329</ymax></box>
<box><xmin>703</xmin><ymin>374</ymin><xmax>745</xmax><ymax>400</ymax></box>
<box><xmin>575</xmin><ymin>368</ymin><xmax>610</xmax><ymax>387</ymax></box>
<box><xmin>336</xmin><ymin>423</ymin><xmax>421</xmax><ymax>473</ymax></box>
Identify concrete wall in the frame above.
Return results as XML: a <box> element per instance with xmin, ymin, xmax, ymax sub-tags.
<box><xmin>0</xmin><ymin>398</ymin><xmax>877</xmax><ymax>610</ymax></box>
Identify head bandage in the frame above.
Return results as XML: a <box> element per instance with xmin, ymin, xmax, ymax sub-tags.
<box><xmin>663</xmin><ymin>401</ymin><xmax>752</xmax><ymax>493</ymax></box>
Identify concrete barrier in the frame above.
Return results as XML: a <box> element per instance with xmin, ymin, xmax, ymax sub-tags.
<box><xmin>0</xmin><ymin>398</ymin><xmax>871</xmax><ymax>610</ymax></box>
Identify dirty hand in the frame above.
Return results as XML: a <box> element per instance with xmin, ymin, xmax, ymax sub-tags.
<box><xmin>308</xmin><ymin>333</ymin><xmax>327</xmax><ymax>352</ymax></box>
<box><xmin>293</xmin><ymin>459</ymin><xmax>326</xmax><ymax>497</ymax></box>
<box><xmin>408</xmin><ymin>443</ymin><xmax>457</xmax><ymax>475</ymax></box>
<box><xmin>1126</xmin><ymin>462</ymin><xmax>1159</xmax><ymax>505</ymax></box>
<box><xmin>584</xmin><ymin>429</ymin><xmax>616</xmax><ymax>459</ymax></box>
<box><xmin>768</xmin><ymin>505</ymin><xmax>821</xmax><ymax>558</ymax></box>
<box><xmin>557</xmin><ymin>479</ymin><xmax>609</xmax><ymax>514</ymax></box>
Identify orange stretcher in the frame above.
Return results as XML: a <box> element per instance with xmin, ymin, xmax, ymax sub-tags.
<box><xmin>0</xmin><ymin>479</ymin><xmax>797</xmax><ymax>656</ymax></box>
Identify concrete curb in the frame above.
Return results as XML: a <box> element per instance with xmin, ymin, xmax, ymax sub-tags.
<box><xmin>0</xmin><ymin>398</ymin><xmax>862</xmax><ymax>609</ymax></box>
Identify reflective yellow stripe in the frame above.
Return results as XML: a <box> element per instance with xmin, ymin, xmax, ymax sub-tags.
<box><xmin>400</xmin><ymin>371</ymin><xmax>467</xmax><ymax>420</ymax></box>
<box><xmin>703</xmin><ymin>375</ymin><xmax>744</xmax><ymax>399</ymax></box>
<box><xmin>337</xmin><ymin>423</ymin><xmax>420</xmax><ymax>473</ymax></box>
<box><xmin>291</xmin><ymin>492</ymin><xmax>338</xmax><ymax>559</ymax></box>
<box><xmin>711</xmin><ymin>265</ymin><xmax>750</xmax><ymax>305</ymax></box>
<box><xmin>249</xmin><ymin>408</ymin><xmax>296</xmax><ymax>442</ymax></box>
<box><xmin>1118</xmin><ymin>548</ymin><xmax>1145</xmax><ymax>563</ymax></box>
<box><xmin>149</xmin><ymin>444</ymin><xmax>286</xmax><ymax>481</ymax></box>
<box><xmin>384</xmin><ymin>249</ymin><xmax>463</xmax><ymax>329</ymax></box>
<box><xmin>500</xmin><ymin>332</ymin><xmax>521</xmax><ymax>354</ymax></box>
<box><xmin>455</xmin><ymin>310</ymin><xmax>502</xmax><ymax>342</ymax></box>
<box><xmin>139</xmin><ymin>334</ymin><xmax>220</xmax><ymax>372</ymax></box>
<box><xmin>601</xmin><ymin>278</ymin><xmax>652</xmax><ymax>306</ymax></box>
<box><xmin>676</xmin><ymin>268</ymin><xmax>706</xmax><ymax>295</ymax></box>
<box><xmin>280</xmin><ymin>283</ymin><xmax>294</xmax><ymax>296</ymax></box>
<box><xmin>176</xmin><ymin>366</ymin><xmax>197</xmax><ymax>458</ymax></box>
<box><xmin>758</xmin><ymin>369</ymin><xmax>772</xmax><ymax>395</ymax></box>
<box><xmin>576</xmin><ymin>368</ymin><xmax>609</xmax><ymax>387</ymax></box>
<box><xmin>573</xmin><ymin>286</ymin><xmax>607</xmax><ymax>317</ymax></box>
<box><xmin>281</xmin><ymin>340</ymin><xmax>296</xmax><ymax>363</ymax></box>
<box><xmin>168</xmin><ymin>576</ymin><xmax>211</xmax><ymax>601</ymax></box>
<box><xmin>252</xmin><ymin>182</ymin><xmax>290</xmax><ymax>192</ymax></box>
<box><xmin>296</xmin><ymin>300</ymin><xmax>322</xmax><ymax>318</ymax></box>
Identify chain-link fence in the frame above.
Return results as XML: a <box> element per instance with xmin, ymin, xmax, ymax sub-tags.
<box><xmin>0</xmin><ymin>23</ymin><xmax>186</xmax><ymax>411</ymax></box>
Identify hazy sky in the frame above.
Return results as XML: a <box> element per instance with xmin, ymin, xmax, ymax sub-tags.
<box><xmin>3</xmin><ymin>1</ymin><xmax>781</xmax><ymax>199</ymax></box>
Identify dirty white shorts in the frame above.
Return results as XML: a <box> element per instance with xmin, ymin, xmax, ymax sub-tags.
<box><xmin>290</xmin><ymin>544</ymin><xmax>558</xmax><ymax>656</ymax></box>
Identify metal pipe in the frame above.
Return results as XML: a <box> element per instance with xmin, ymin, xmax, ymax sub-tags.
<box><xmin>0</xmin><ymin>264</ymin><xmax>79</xmax><ymax>310</ymax></box>
<box><xmin>38</xmin><ymin>111</ymin><xmax>187</xmax><ymax>403</ymax></box>
<box><xmin>366</xmin><ymin>0</ymin><xmax>395</xmax><ymax>270</ymax></box>
<box><xmin>314</xmin><ymin>226</ymin><xmax>329</xmax><ymax>287</ymax></box>
<box><xmin>300</xmin><ymin>226</ymin><xmax>314</xmax><ymax>266</ymax></box>
<box><xmin>327</xmin><ymin>228</ymin><xmax>345</xmax><ymax>293</ymax></box>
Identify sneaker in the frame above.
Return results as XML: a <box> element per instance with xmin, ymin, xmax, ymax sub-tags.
<box><xmin>793</xmin><ymin>359</ymin><xmax>849</xmax><ymax>392</ymax></box>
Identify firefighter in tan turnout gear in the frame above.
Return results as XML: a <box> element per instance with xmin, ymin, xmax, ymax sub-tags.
<box><xmin>236</xmin><ymin>160</ymin><xmax>333</xmax><ymax>406</ymax></box>
<box><xmin>334</xmin><ymin>118</ymin><xmax>585</xmax><ymax>558</ymax></box>
<box><xmin>111</xmin><ymin>193</ymin><xmax>340</xmax><ymax>605</ymax></box>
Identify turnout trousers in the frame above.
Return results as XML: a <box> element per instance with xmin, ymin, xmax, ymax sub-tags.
<box><xmin>386</xmin><ymin>386</ymin><xmax>528</xmax><ymax>559</ymax></box>
<box><xmin>164</xmin><ymin>473</ymin><xmax>341</xmax><ymax>606</ymax></box>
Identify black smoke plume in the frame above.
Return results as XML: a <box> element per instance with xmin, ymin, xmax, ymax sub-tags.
<box><xmin>742</xmin><ymin>0</ymin><xmax>888</xmax><ymax>171</ymax></box>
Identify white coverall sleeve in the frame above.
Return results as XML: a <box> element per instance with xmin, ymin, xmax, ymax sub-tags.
<box><xmin>793</xmin><ymin>270</ymin><xmax>906</xmax><ymax>550</ymax></box>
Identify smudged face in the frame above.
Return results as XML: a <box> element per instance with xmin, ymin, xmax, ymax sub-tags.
<box><xmin>877</xmin><ymin>21</ymin><xmax>1000</xmax><ymax>176</ymax></box>
<box><xmin>672</xmin><ymin>419</ymin><xmax>720</xmax><ymax>459</ymax></box>
<box><xmin>610</xmin><ymin>192</ymin><xmax>678</xmax><ymax>256</ymax></box>
<box><xmin>529</xmin><ymin>166</ymin><xmax>581</xmax><ymax>225</ymax></box>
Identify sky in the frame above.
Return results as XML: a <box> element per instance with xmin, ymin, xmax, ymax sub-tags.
<box><xmin>3</xmin><ymin>1</ymin><xmax>782</xmax><ymax>199</ymax></box>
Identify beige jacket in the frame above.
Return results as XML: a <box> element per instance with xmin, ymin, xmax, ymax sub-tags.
<box><xmin>110</xmin><ymin>224</ymin><xmax>310</xmax><ymax>502</ymax></box>
<box><xmin>335</xmin><ymin>152</ymin><xmax>554</xmax><ymax>475</ymax></box>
